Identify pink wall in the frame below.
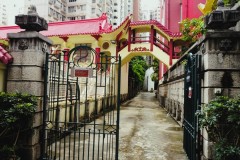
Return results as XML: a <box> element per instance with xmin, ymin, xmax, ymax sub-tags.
<box><xmin>165</xmin><ymin>0</ymin><xmax>182</xmax><ymax>32</ymax></box>
<box><xmin>165</xmin><ymin>0</ymin><xmax>205</xmax><ymax>32</ymax></box>
<box><xmin>182</xmin><ymin>0</ymin><xmax>205</xmax><ymax>19</ymax></box>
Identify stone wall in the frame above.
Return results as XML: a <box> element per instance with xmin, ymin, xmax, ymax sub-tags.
<box><xmin>158</xmin><ymin>30</ymin><xmax>240</xmax><ymax>159</ymax></box>
<box><xmin>7</xmin><ymin>31</ymin><xmax>52</xmax><ymax>160</ymax></box>
<box><xmin>158</xmin><ymin>55</ymin><xmax>186</xmax><ymax>126</ymax></box>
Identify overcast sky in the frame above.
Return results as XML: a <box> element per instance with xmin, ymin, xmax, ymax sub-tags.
<box><xmin>141</xmin><ymin>0</ymin><xmax>159</xmax><ymax>10</ymax></box>
<box><xmin>1</xmin><ymin>0</ymin><xmax>25</xmax><ymax>25</ymax></box>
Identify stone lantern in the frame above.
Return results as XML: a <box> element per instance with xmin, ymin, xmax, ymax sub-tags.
<box><xmin>15</xmin><ymin>5</ymin><xmax>48</xmax><ymax>31</ymax></box>
<box><xmin>204</xmin><ymin>0</ymin><xmax>240</xmax><ymax>29</ymax></box>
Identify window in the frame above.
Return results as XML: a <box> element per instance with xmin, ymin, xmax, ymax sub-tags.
<box><xmin>91</xmin><ymin>8</ymin><xmax>95</xmax><ymax>13</ymax></box>
<box><xmin>69</xmin><ymin>0</ymin><xmax>76</xmax><ymax>2</ymax></box>
<box><xmin>69</xmin><ymin>17</ymin><xmax>76</xmax><ymax>20</ymax></box>
<box><xmin>80</xmin><ymin>16</ymin><xmax>85</xmax><ymax>19</ymax></box>
<box><xmin>68</xmin><ymin>6</ymin><xmax>76</xmax><ymax>13</ymax></box>
<box><xmin>79</xmin><ymin>4</ymin><xmax>86</xmax><ymax>11</ymax></box>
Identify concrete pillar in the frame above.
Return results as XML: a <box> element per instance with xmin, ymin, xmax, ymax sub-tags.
<box><xmin>7</xmin><ymin>31</ymin><xmax>52</xmax><ymax>160</ymax></box>
<box><xmin>201</xmin><ymin>30</ymin><xmax>240</xmax><ymax>159</ymax></box>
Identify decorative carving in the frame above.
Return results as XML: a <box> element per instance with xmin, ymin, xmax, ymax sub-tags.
<box><xmin>200</xmin><ymin>43</ymin><xmax>206</xmax><ymax>54</ymax></box>
<box><xmin>15</xmin><ymin>5</ymin><xmax>48</xmax><ymax>31</ymax></box>
<box><xmin>28</xmin><ymin>5</ymin><xmax>38</xmax><ymax>15</ymax></box>
<box><xmin>131</xmin><ymin>47</ymin><xmax>149</xmax><ymax>52</ymax></box>
<box><xmin>219</xmin><ymin>39</ymin><xmax>233</xmax><ymax>51</ymax></box>
<box><xmin>18</xmin><ymin>39</ymin><xmax>29</xmax><ymax>50</ymax></box>
<box><xmin>42</xmin><ymin>42</ymin><xmax>48</xmax><ymax>53</ymax></box>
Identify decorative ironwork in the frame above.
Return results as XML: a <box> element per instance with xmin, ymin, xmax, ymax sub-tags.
<box><xmin>219</xmin><ymin>39</ymin><xmax>233</xmax><ymax>51</ymax></box>
<box><xmin>183</xmin><ymin>54</ymin><xmax>202</xmax><ymax>160</ymax></box>
<box><xmin>41</xmin><ymin>46</ymin><xmax>121</xmax><ymax>159</ymax></box>
<box><xmin>68</xmin><ymin>45</ymin><xmax>96</xmax><ymax>67</ymax></box>
<box><xmin>18</xmin><ymin>39</ymin><xmax>29</xmax><ymax>50</ymax></box>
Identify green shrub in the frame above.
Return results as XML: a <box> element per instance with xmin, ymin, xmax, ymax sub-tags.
<box><xmin>197</xmin><ymin>96</ymin><xmax>240</xmax><ymax>160</ymax></box>
<box><xmin>0</xmin><ymin>92</ymin><xmax>37</xmax><ymax>159</ymax></box>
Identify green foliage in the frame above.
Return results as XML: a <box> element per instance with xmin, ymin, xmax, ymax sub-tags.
<box><xmin>197</xmin><ymin>96</ymin><xmax>240</xmax><ymax>160</ymax></box>
<box><xmin>0</xmin><ymin>92</ymin><xmax>37</xmax><ymax>159</ymax></box>
<box><xmin>222</xmin><ymin>0</ymin><xmax>240</xmax><ymax>6</ymax></box>
<box><xmin>129</xmin><ymin>56</ymin><xmax>148</xmax><ymax>87</ymax></box>
<box><xmin>180</xmin><ymin>16</ymin><xmax>206</xmax><ymax>44</ymax></box>
<box><xmin>150</xmin><ymin>58</ymin><xmax>159</xmax><ymax>82</ymax></box>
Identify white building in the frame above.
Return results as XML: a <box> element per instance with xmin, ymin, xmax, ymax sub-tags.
<box><xmin>0</xmin><ymin>0</ymin><xmax>24</xmax><ymax>26</ymax></box>
<box><xmin>24</xmin><ymin>0</ymin><xmax>67</xmax><ymax>22</ymax></box>
<box><xmin>0</xmin><ymin>2</ymin><xmax>7</xmax><ymax>26</ymax></box>
<box><xmin>0</xmin><ymin>0</ymin><xmax>134</xmax><ymax>27</ymax></box>
<box><xmin>143</xmin><ymin>67</ymin><xmax>155</xmax><ymax>92</ymax></box>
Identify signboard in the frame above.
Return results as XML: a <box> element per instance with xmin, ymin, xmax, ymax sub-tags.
<box><xmin>71</xmin><ymin>67</ymin><xmax>93</xmax><ymax>78</ymax></box>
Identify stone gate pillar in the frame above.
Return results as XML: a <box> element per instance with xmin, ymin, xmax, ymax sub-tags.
<box><xmin>201</xmin><ymin>1</ymin><xmax>240</xmax><ymax>159</ymax></box>
<box><xmin>6</xmin><ymin>6</ymin><xmax>52</xmax><ymax>160</ymax></box>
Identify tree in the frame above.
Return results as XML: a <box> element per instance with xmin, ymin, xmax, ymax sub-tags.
<box><xmin>150</xmin><ymin>58</ymin><xmax>159</xmax><ymax>89</ymax></box>
<box><xmin>129</xmin><ymin>56</ymin><xmax>148</xmax><ymax>88</ymax></box>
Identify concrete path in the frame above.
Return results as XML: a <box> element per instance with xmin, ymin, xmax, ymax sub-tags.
<box><xmin>119</xmin><ymin>92</ymin><xmax>188</xmax><ymax>160</ymax></box>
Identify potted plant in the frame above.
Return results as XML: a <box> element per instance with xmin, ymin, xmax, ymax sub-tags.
<box><xmin>0</xmin><ymin>92</ymin><xmax>37</xmax><ymax>160</ymax></box>
<box><xmin>197</xmin><ymin>96</ymin><xmax>240</xmax><ymax>160</ymax></box>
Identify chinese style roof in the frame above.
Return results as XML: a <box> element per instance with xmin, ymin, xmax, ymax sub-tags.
<box><xmin>0</xmin><ymin>13</ymin><xmax>113</xmax><ymax>39</ymax></box>
<box><xmin>130</xmin><ymin>20</ymin><xmax>182</xmax><ymax>38</ymax></box>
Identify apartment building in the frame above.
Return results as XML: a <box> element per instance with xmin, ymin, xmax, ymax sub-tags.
<box><xmin>0</xmin><ymin>0</ymin><xmax>24</xmax><ymax>26</ymax></box>
<box><xmin>1</xmin><ymin>0</ymin><xmax>135</xmax><ymax>27</ymax></box>
<box><xmin>24</xmin><ymin>0</ymin><xmax>67</xmax><ymax>22</ymax></box>
<box><xmin>0</xmin><ymin>3</ymin><xmax>7</xmax><ymax>26</ymax></box>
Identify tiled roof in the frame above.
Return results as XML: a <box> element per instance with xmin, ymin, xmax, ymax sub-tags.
<box><xmin>0</xmin><ymin>13</ymin><xmax>112</xmax><ymax>39</ymax></box>
<box><xmin>130</xmin><ymin>20</ymin><xmax>182</xmax><ymax>38</ymax></box>
<box><xmin>0</xmin><ymin>46</ymin><xmax>13</xmax><ymax>64</ymax></box>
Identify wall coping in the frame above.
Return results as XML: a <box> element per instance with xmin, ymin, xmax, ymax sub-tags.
<box><xmin>7</xmin><ymin>31</ymin><xmax>53</xmax><ymax>45</ymax></box>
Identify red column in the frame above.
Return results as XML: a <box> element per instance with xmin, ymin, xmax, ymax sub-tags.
<box><xmin>95</xmin><ymin>47</ymin><xmax>100</xmax><ymax>64</ymax></box>
<box><xmin>63</xmin><ymin>48</ymin><xmax>69</xmax><ymax>61</ymax></box>
<box><xmin>169</xmin><ymin>39</ymin><xmax>173</xmax><ymax>66</ymax></box>
<box><xmin>128</xmin><ymin>27</ymin><xmax>132</xmax><ymax>52</ymax></box>
<box><xmin>150</xmin><ymin>25</ymin><xmax>154</xmax><ymax>51</ymax></box>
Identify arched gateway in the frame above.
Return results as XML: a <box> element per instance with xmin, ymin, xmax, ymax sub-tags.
<box><xmin>0</xmin><ymin>14</ymin><xmax>184</xmax><ymax>159</ymax></box>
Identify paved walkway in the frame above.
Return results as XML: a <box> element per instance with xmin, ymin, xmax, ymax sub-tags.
<box><xmin>119</xmin><ymin>92</ymin><xmax>188</xmax><ymax>160</ymax></box>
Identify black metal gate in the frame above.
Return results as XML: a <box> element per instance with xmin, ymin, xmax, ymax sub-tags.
<box><xmin>41</xmin><ymin>46</ymin><xmax>121</xmax><ymax>160</ymax></box>
<box><xmin>183</xmin><ymin>53</ymin><xmax>201</xmax><ymax>160</ymax></box>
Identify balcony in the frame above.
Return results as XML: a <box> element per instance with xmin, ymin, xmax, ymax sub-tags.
<box><xmin>97</xmin><ymin>3</ymin><xmax>102</xmax><ymax>7</ymax></box>
<box><xmin>49</xmin><ymin>0</ymin><xmax>54</xmax><ymax>4</ymax></box>
<box><xmin>54</xmin><ymin>0</ymin><xmax>61</xmax><ymax>9</ymax></box>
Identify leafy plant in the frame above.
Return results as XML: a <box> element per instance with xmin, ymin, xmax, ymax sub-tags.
<box><xmin>129</xmin><ymin>56</ymin><xmax>148</xmax><ymax>87</ymax></box>
<box><xmin>0</xmin><ymin>92</ymin><xmax>37</xmax><ymax>160</ymax></box>
<box><xmin>197</xmin><ymin>96</ymin><xmax>240</xmax><ymax>160</ymax></box>
<box><xmin>150</xmin><ymin>58</ymin><xmax>159</xmax><ymax>89</ymax></box>
<box><xmin>180</xmin><ymin>16</ymin><xmax>206</xmax><ymax>44</ymax></box>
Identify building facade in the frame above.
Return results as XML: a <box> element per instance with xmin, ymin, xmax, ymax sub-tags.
<box><xmin>0</xmin><ymin>3</ymin><xmax>7</xmax><ymax>26</ymax></box>
<box><xmin>1</xmin><ymin>0</ymin><xmax>134</xmax><ymax>28</ymax></box>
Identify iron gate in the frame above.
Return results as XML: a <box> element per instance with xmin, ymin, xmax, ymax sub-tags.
<box><xmin>183</xmin><ymin>53</ymin><xmax>201</xmax><ymax>160</ymax></box>
<box><xmin>41</xmin><ymin>46</ymin><xmax>121</xmax><ymax>160</ymax></box>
